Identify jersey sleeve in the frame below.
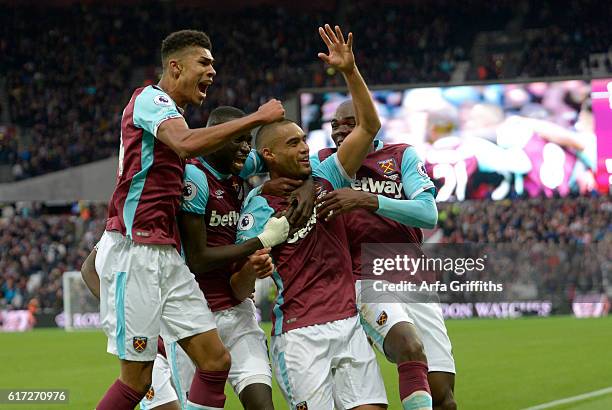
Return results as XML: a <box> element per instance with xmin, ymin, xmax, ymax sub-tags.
<box><xmin>401</xmin><ymin>146</ymin><xmax>436</xmax><ymax>199</ymax></box>
<box><xmin>312</xmin><ymin>153</ymin><xmax>353</xmax><ymax>190</ymax></box>
<box><xmin>239</xmin><ymin>150</ymin><xmax>267</xmax><ymax>179</ymax></box>
<box><xmin>375</xmin><ymin>190</ymin><xmax>438</xmax><ymax>229</ymax></box>
<box><xmin>309</xmin><ymin>153</ymin><xmax>322</xmax><ymax>170</ymax></box>
<box><xmin>235</xmin><ymin>194</ymin><xmax>275</xmax><ymax>244</ymax></box>
<box><xmin>180</xmin><ymin>164</ymin><xmax>209</xmax><ymax>214</ymax></box>
<box><xmin>133</xmin><ymin>87</ymin><xmax>183</xmax><ymax>137</ymax></box>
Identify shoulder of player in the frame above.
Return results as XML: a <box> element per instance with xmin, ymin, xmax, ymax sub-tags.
<box><xmin>316</xmin><ymin>147</ymin><xmax>337</xmax><ymax>161</ymax></box>
<box><xmin>184</xmin><ymin>163</ymin><xmax>210</xmax><ymax>198</ymax></box>
<box><xmin>378</xmin><ymin>142</ymin><xmax>412</xmax><ymax>155</ymax></box>
<box><xmin>133</xmin><ymin>85</ymin><xmax>178</xmax><ymax>110</ymax></box>
<box><xmin>242</xmin><ymin>189</ymin><xmax>269</xmax><ymax>211</ymax></box>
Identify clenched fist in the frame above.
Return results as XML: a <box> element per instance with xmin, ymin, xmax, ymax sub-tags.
<box><xmin>256</xmin><ymin>99</ymin><xmax>285</xmax><ymax>124</ymax></box>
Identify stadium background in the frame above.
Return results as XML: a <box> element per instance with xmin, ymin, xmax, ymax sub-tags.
<box><xmin>0</xmin><ymin>0</ymin><xmax>611</xmax><ymax>409</ymax></box>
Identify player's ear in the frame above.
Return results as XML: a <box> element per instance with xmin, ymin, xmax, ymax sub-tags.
<box><xmin>260</xmin><ymin>147</ymin><xmax>274</xmax><ymax>162</ymax></box>
<box><xmin>168</xmin><ymin>59</ymin><xmax>182</xmax><ymax>78</ymax></box>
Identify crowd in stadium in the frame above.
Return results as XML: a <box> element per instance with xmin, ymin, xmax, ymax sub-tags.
<box><xmin>436</xmin><ymin>197</ymin><xmax>611</xmax><ymax>302</ymax></box>
<box><xmin>1</xmin><ymin>0</ymin><xmax>611</xmax><ymax>180</ymax></box>
<box><xmin>0</xmin><ymin>203</ymin><xmax>106</xmax><ymax>311</ymax></box>
<box><xmin>1</xmin><ymin>196</ymin><xmax>609</xmax><ymax>311</ymax></box>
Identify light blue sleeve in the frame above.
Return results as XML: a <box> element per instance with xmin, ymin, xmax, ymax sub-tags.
<box><xmin>309</xmin><ymin>153</ymin><xmax>322</xmax><ymax>170</ymax></box>
<box><xmin>312</xmin><ymin>153</ymin><xmax>353</xmax><ymax>190</ymax></box>
<box><xmin>133</xmin><ymin>86</ymin><xmax>183</xmax><ymax>137</ymax></box>
<box><xmin>235</xmin><ymin>194</ymin><xmax>275</xmax><ymax>243</ymax></box>
<box><xmin>375</xmin><ymin>191</ymin><xmax>438</xmax><ymax>229</ymax></box>
<box><xmin>239</xmin><ymin>150</ymin><xmax>267</xmax><ymax>179</ymax></box>
<box><xmin>401</xmin><ymin>146</ymin><xmax>436</xmax><ymax>199</ymax></box>
<box><xmin>181</xmin><ymin>164</ymin><xmax>209</xmax><ymax>214</ymax></box>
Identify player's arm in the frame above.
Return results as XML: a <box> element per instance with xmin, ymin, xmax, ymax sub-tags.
<box><xmin>318</xmin><ymin>24</ymin><xmax>381</xmax><ymax>176</ymax></box>
<box><xmin>318</xmin><ymin>147</ymin><xmax>438</xmax><ymax>228</ymax></box>
<box><xmin>157</xmin><ymin>100</ymin><xmax>284</xmax><ymax>159</ymax></box>
<box><xmin>229</xmin><ymin>249</ymin><xmax>274</xmax><ymax>301</ymax></box>
<box><xmin>179</xmin><ymin>165</ymin><xmax>288</xmax><ymax>273</ymax></box>
<box><xmin>80</xmin><ymin>248</ymin><xmax>100</xmax><ymax>300</ymax></box>
<box><xmin>178</xmin><ymin>212</ymin><xmax>260</xmax><ymax>273</ymax></box>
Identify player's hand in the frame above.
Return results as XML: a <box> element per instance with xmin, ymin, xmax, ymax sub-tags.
<box><xmin>256</xmin><ymin>99</ymin><xmax>285</xmax><ymax>124</ymax></box>
<box><xmin>257</xmin><ymin>215</ymin><xmax>290</xmax><ymax>247</ymax></box>
<box><xmin>284</xmin><ymin>178</ymin><xmax>315</xmax><ymax>229</ymax></box>
<box><xmin>245</xmin><ymin>248</ymin><xmax>275</xmax><ymax>279</ymax></box>
<box><xmin>318</xmin><ymin>24</ymin><xmax>355</xmax><ymax>74</ymax></box>
<box><xmin>317</xmin><ymin>188</ymin><xmax>378</xmax><ymax>221</ymax></box>
<box><xmin>261</xmin><ymin>177</ymin><xmax>304</xmax><ymax>197</ymax></box>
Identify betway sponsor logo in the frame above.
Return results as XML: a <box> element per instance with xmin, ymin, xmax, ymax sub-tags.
<box><xmin>209</xmin><ymin>210</ymin><xmax>239</xmax><ymax>227</ymax></box>
<box><xmin>287</xmin><ymin>207</ymin><xmax>318</xmax><ymax>244</ymax></box>
<box><xmin>351</xmin><ymin>178</ymin><xmax>403</xmax><ymax>199</ymax></box>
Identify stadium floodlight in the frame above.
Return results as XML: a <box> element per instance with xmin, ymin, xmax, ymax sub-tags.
<box><xmin>62</xmin><ymin>271</ymin><xmax>100</xmax><ymax>331</ymax></box>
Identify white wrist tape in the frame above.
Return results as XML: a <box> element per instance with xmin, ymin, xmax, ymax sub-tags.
<box><xmin>257</xmin><ymin>216</ymin><xmax>290</xmax><ymax>248</ymax></box>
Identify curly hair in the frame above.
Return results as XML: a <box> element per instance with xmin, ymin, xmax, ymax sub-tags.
<box><xmin>161</xmin><ymin>29</ymin><xmax>212</xmax><ymax>65</ymax></box>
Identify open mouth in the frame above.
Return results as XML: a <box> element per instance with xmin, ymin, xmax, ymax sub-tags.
<box><xmin>298</xmin><ymin>158</ymin><xmax>310</xmax><ymax>166</ymax></box>
<box><xmin>234</xmin><ymin>156</ymin><xmax>247</xmax><ymax>165</ymax></box>
<box><xmin>198</xmin><ymin>82</ymin><xmax>210</xmax><ymax>96</ymax></box>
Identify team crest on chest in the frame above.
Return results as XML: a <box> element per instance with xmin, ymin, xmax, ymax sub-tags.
<box><xmin>296</xmin><ymin>401</ymin><xmax>308</xmax><ymax>410</ymax></box>
<box><xmin>145</xmin><ymin>386</ymin><xmax>155</xmax><ymax>400</ymax></box>
<box><xmin>377</xmin><ymin>158</ymin><xmax>398</xmax><ymax>175</ymax></box>
<box><xmin>133</xmin><ymin>336</ymin><xmax>148</xmax><ymax>353</ymax></box>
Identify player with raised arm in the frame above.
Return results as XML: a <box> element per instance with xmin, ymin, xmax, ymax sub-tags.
<box><xmin>236</xmin><ymin>25</ymin><xmax>388</xmax><ymax>409</ymax></box>
<box><xmin>94</xmin><ymin>29</ymin><xmax>285</xmax><ymax>410</ymax></box>
<box><xmin>312</xmin><ymin>100</ymin><xmax>457</xmax><ymax>410</ymax></box>
<box><xmin>82</xmin><ymin>105</ymin><xmax>310</xmax><ymax>409</ymax></box>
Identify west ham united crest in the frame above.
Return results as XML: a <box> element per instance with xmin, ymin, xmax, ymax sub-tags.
<box><xmin>296</xmin><ymin>401</ymin><xmax>308</xmax><ymax>410</ymax></box>
<box><xmin>376</xmin><ymin>311</ymin><xmax>388</xmax><ymax>326</ymax></box>
<box><xmin>133</xmin><ymin>336</ymin><xmax>148</xmax><ymax>353</ymax></box>
<box><xmin>377</xmin><ymin>158</ymin><xmax>398</xmax><ymax>175</ymax></box>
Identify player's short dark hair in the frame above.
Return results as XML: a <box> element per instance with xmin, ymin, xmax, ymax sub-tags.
<box><xmin>207</xmin><ymin>106</ymin><xmax>246</xmax><ymax>127</ymax></box>
<box><xmin>161</xmin><ymin>29</ymin><xmax>212</xmax><ymax>65</ymax></box>
<box><xmin>255</xmin><ymin>119</ymin><xmax>297</xmax><ymax>150</ymax></box>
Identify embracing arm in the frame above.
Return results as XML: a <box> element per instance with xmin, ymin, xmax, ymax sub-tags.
<box><xmin>178</xmin><ymin>211</ymin><xmax>264</xmax><ymax>274</ymax></box>
<box><xmin>375</xmin><ymin>191</ymin><xmax>437</xmax><ymax>229</ymax></box>
<box><xmin>157</xmin><ymin>100</ymin><xmax>284</xmax><ymax>159</ymax></box>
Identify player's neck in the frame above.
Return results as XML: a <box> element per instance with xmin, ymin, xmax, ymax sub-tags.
<box><xmin>157</xmin><ymin>77</ymin><xmax>187</xmax><ymax>110</ymax></box>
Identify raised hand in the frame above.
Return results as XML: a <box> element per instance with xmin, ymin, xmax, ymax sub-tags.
<box><xmin>317</xmin><ymin>24</ymin><xmax>355</xmax><ymax>74</ymax></box>
<box><xmin>256</xmin><ymin>99</ymin><xmax>285</xmax><ymax>124</ymax></box>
